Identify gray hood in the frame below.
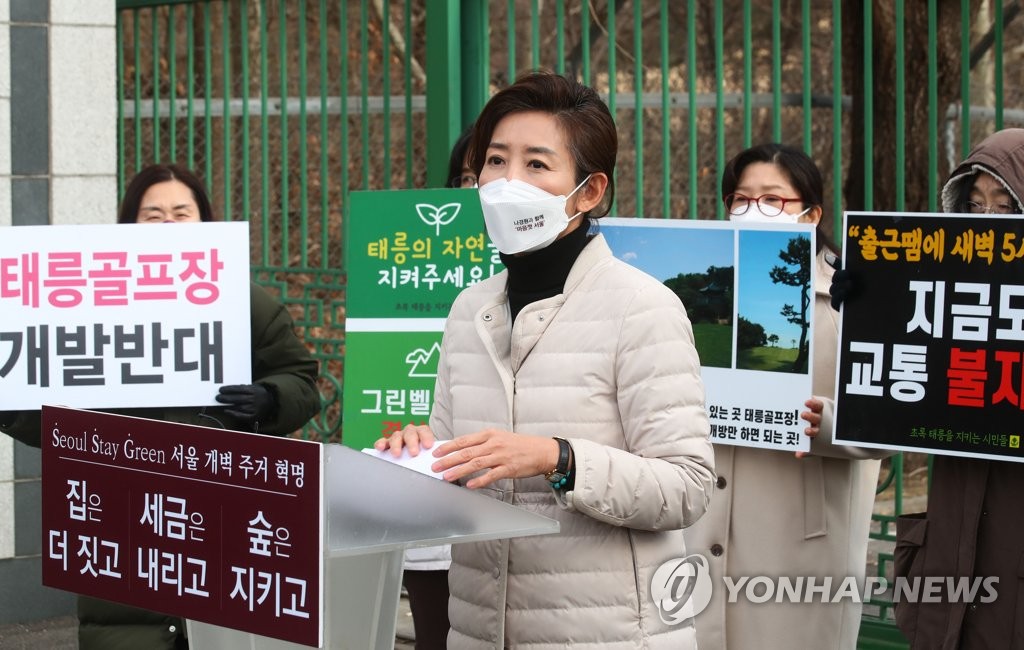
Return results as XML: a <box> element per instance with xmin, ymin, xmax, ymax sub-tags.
<box><xmin>941</xmin><ymin>127</ymin><xmax>1024</xmax><ymax>213</ymax></box>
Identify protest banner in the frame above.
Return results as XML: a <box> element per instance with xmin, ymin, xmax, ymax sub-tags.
<box><xmin>834</xmin><ymin>211</ymin><xmax>1024</xmax><ymax>462</ymax></box>
<box><xmin>603</xmin><ymin>217</ymin><xmax>816</xmax><ymax>452</ymax></box>
<box><xmin>343</xmin><ymin>189</ymin><xmax>503</xmax><ymax>449</ymax></box>
<box><xmin>0</xmin><ymin>222</ymin><xmax>251</xmax><ymax>409</ymax></box>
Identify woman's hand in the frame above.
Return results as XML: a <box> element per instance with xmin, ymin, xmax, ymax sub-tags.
<box><xmin>431</xmin><ymin>428</ymin><xmax>560</xmax><ymax>490</ymax></box>
<box><xmin>796</xmin><ymin>397</ymin><xmax>824</xmax><ymax>459</ymax></box>
<box><xmin>373</xmin><ymin>423</ymin><xmax>436</xmax><ymax>458</ymax></box>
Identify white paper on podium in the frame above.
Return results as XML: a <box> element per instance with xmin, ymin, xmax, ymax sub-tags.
<box><xmin>361</xmin><ymin>447</ymin><xmax>448</xmax><ymax>480</ymax></box>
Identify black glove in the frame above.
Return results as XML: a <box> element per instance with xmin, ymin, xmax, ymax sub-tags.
<box><xmin>216</xmin><ymin>384</ymin><xmax>276</xmax><ymax>424</ymax></box>
<box><xmin>829</xmin><ymin>268</ymin><xmax>860</xmax><ymax>312</ymax></box>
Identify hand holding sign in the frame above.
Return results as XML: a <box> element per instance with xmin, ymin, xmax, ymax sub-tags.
<box><xmin>216</xmin><ymin>383</ymin><xmax>276</xmax><ymax>425</ymax></box>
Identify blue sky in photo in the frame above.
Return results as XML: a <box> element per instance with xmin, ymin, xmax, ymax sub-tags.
<box><xmin>738</xmin><ymin>230</ymin><xmax>810</xmax><ymax>346</ymax></box>
<box><xmin>600</xmin><ymin>224</ymin><xmax>734</xmax><ymax>283</ymax></box>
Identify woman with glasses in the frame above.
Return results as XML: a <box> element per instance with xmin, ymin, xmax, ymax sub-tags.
<box><xmin>685</xmin><ymin>143</ymin><xmax>891</xmax><ymax>650</ymax></box>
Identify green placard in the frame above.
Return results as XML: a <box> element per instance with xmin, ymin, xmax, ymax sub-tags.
<box><xmin>343</xmin><ymin>189</ymin><xmax>504</xmax><ymax>449</ymax></box>
<box><xmin>341</xmin><ymin>330</ymin><xmax>444</xmax><ymax>450</ymax></box>
<box><xmin>346</xmin><ymin>188</ymin><xmax>502</xmax><ymax>319</ymax></box>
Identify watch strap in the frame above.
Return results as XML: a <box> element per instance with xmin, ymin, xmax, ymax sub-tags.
<box><xmin>544</xmin><ymin>437</ymin><xmax>572</xmax><ymax>483</ymax></box>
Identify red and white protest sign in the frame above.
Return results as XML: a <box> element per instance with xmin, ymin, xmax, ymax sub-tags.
<box><xmin>0</xmin><ymin>222</ymin><xmax>251</xmax><ymax>409</ymax></box>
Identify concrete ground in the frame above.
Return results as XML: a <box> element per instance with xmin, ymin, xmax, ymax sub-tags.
<box><xmin>0</xmin><ymin>596</ymin><xmax>416</xmax><ymax>649</ymax></box>
<box><xmin>0</xmin><ymin>615</ymin><xmax>77</xmax><ymax>650</ymax></box>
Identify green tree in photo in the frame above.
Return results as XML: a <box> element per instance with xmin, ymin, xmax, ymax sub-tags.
<box><xmin>737</xmin><ymin>316</ymin><xmax>766</xmax><ymax>349</ymax></box>
<box><xmin>663</xmin><ymin>265</ymin><xmax>733</xmax><ymax>325</ymax></box>
<box><xmin>663</xmin><ymin>265</ymin><xmax>734</xmax><ymax>368</ymax></box>
<box><xmin>770</xmin><ymin>236</ymin><xmax>812</xmax><ymax>373</ymax></box>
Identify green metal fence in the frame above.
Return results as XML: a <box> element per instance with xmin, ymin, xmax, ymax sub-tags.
<box><xmin>114</xmin><ymin>1</ymin><xmax>1024</xmax><ymax>646</ymax></box>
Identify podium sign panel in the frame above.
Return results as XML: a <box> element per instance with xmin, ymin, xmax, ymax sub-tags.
<box><xmin>41</xmin><ymin>406</ymin><xmax>324</xmax><ymax>647</ymax></box>
<box><xmin>188</xmin><ymin>444</ymin><xmax>560</xmax><ymax>649</ymax></box>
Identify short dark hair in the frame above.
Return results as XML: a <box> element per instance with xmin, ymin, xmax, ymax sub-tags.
<box><xmin>721</xmin><ymin>142</ymin><xmax>837</xmax><ymax>254</ymax></box>
<box><xmin>117</xmin><ymin>164</ymin><xmax>214</xmax><ymax>224</ymax></box>
<box><xmin>446</xmin><ymin>125</ymin><xmax>475</xmax><ymax>189</ymax></box>
<box><xmin>468</xmin><ymin>71</ymin><xmax>617</xmax><ymax>217</ymax></box>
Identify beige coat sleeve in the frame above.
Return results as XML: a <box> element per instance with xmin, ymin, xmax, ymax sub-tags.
<box><xmin>561</xmin><ymin>283</ymin><xmax>716</xmax><ymax>530</ymax></box>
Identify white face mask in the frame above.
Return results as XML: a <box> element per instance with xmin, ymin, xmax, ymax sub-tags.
<box><xmin>729</xmin><ymin>203</ymin><xmax>811</xmax><ymax>225</ymax></box>
<box><xmin>478</xmin><ymin>176</ymin><xmax>591</xmax><ymax>254</ymax></box>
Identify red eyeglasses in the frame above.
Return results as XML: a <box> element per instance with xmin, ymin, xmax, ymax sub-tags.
<box><xmin>724</xmin><ymin>193</ymin><xmax>805</xmax><ymax>217</ymax></box>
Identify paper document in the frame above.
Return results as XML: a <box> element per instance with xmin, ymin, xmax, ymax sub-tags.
<box><xmin>361</xmin><ymin>446</ymin><xmax>448</xmax><ymax>480</ymax></box>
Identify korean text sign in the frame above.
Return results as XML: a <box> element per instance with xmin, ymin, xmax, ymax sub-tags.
<box><xmin>41</xmin><ymin>406</ymin><xmax>324</xmax><ymax>647</ymax></box>
<box><xmin>835</xmin><ymin>212</ymin><xmax>1024</xmax><ymax>462</ymax></box>
<box><xmin>602</xmin><ymin>218</ymin><xmax>816</xmax><ymax>452</ymax></box>
<box><xmin>343</xmin><ymin>189</ymin><xmax>504</xmax><ymax>450</ymax></box>
<box><xmin>0</xmin><ymin>223</ymin><xmax>251</xmax><ymax>409</ymax></box>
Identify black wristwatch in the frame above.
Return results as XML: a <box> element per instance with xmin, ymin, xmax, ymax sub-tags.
<box><xmin>544</xmin><ymin>437</ymin><xmax>573</xmax><ymax>486</ymax></box>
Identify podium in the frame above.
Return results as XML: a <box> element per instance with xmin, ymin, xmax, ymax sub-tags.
<box><xmin>187</xmin><ymin>444</ymin><xmax>559</xmax><ymax>649</ymax></box>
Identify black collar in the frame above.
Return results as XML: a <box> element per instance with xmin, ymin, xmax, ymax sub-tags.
<box><xmin>501</xmin><ymin>221</ymin><xmax>591</xmax><ymax>323</ymax></box>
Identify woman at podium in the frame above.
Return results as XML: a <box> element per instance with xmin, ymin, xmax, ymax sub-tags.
<box><xmin>376</xmin><ymin>71</ymin><xmax>715</xmax><ymax>649</ymax></box>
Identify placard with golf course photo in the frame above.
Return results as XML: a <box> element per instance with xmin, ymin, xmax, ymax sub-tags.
<box><xmin>601</xmin><ymin>217</ymin><xmax>815</xmax><ymax>452</ymax></box>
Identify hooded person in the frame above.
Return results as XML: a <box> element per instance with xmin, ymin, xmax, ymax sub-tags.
<box><xmin>892</xmin><ymin>128</ymin><xmax>1024</xmax><ymax>649</ymax></box>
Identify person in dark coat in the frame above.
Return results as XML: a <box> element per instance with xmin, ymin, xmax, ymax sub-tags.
<box><xmin>0</xmin><ymin>163</ymin><xmax>321</xmax><ymax>650</ymax></box>
<box><xmin>890</xmin><ymin>128</ymin><xmax>1024</xmax><ymax>650</ymax></box>
<box><xmin>826</xmin><ymin>129</ymin><xmax>1024</xmax><ymax>649</ymax></box>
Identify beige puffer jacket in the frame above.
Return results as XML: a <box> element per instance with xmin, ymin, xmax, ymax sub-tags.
<box><xmin>430</xmin><ymin>234</ymin><xmax>716</xmax><ymax>649</ymax></box>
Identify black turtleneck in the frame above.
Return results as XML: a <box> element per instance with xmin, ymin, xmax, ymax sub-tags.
<box><xmin>500</xmin><ymin>220</ymin><xmax>592</xmax><ymax>324</ymax></box>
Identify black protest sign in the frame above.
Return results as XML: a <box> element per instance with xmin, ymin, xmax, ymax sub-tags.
<box><xmin>835</xmin><ymin>211</ymin><xmax>1024</xmax><ymax>462</ymax></box>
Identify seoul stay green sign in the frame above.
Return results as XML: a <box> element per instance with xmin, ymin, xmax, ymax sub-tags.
<box><xmin>342</xmin><ymin>189</ymin><xmax>503</xmax><ymax>449</ymax></box>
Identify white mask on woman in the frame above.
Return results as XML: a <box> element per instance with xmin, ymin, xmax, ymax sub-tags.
<box><xmin>478</xmin><ymin>175</ymin><xmax>591</xmax><ymax>254</ymax></box>
<box><xmin>729</xmin><ymin>203</ymin><xmax>811</xmax><ymax>225</ymax></box>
